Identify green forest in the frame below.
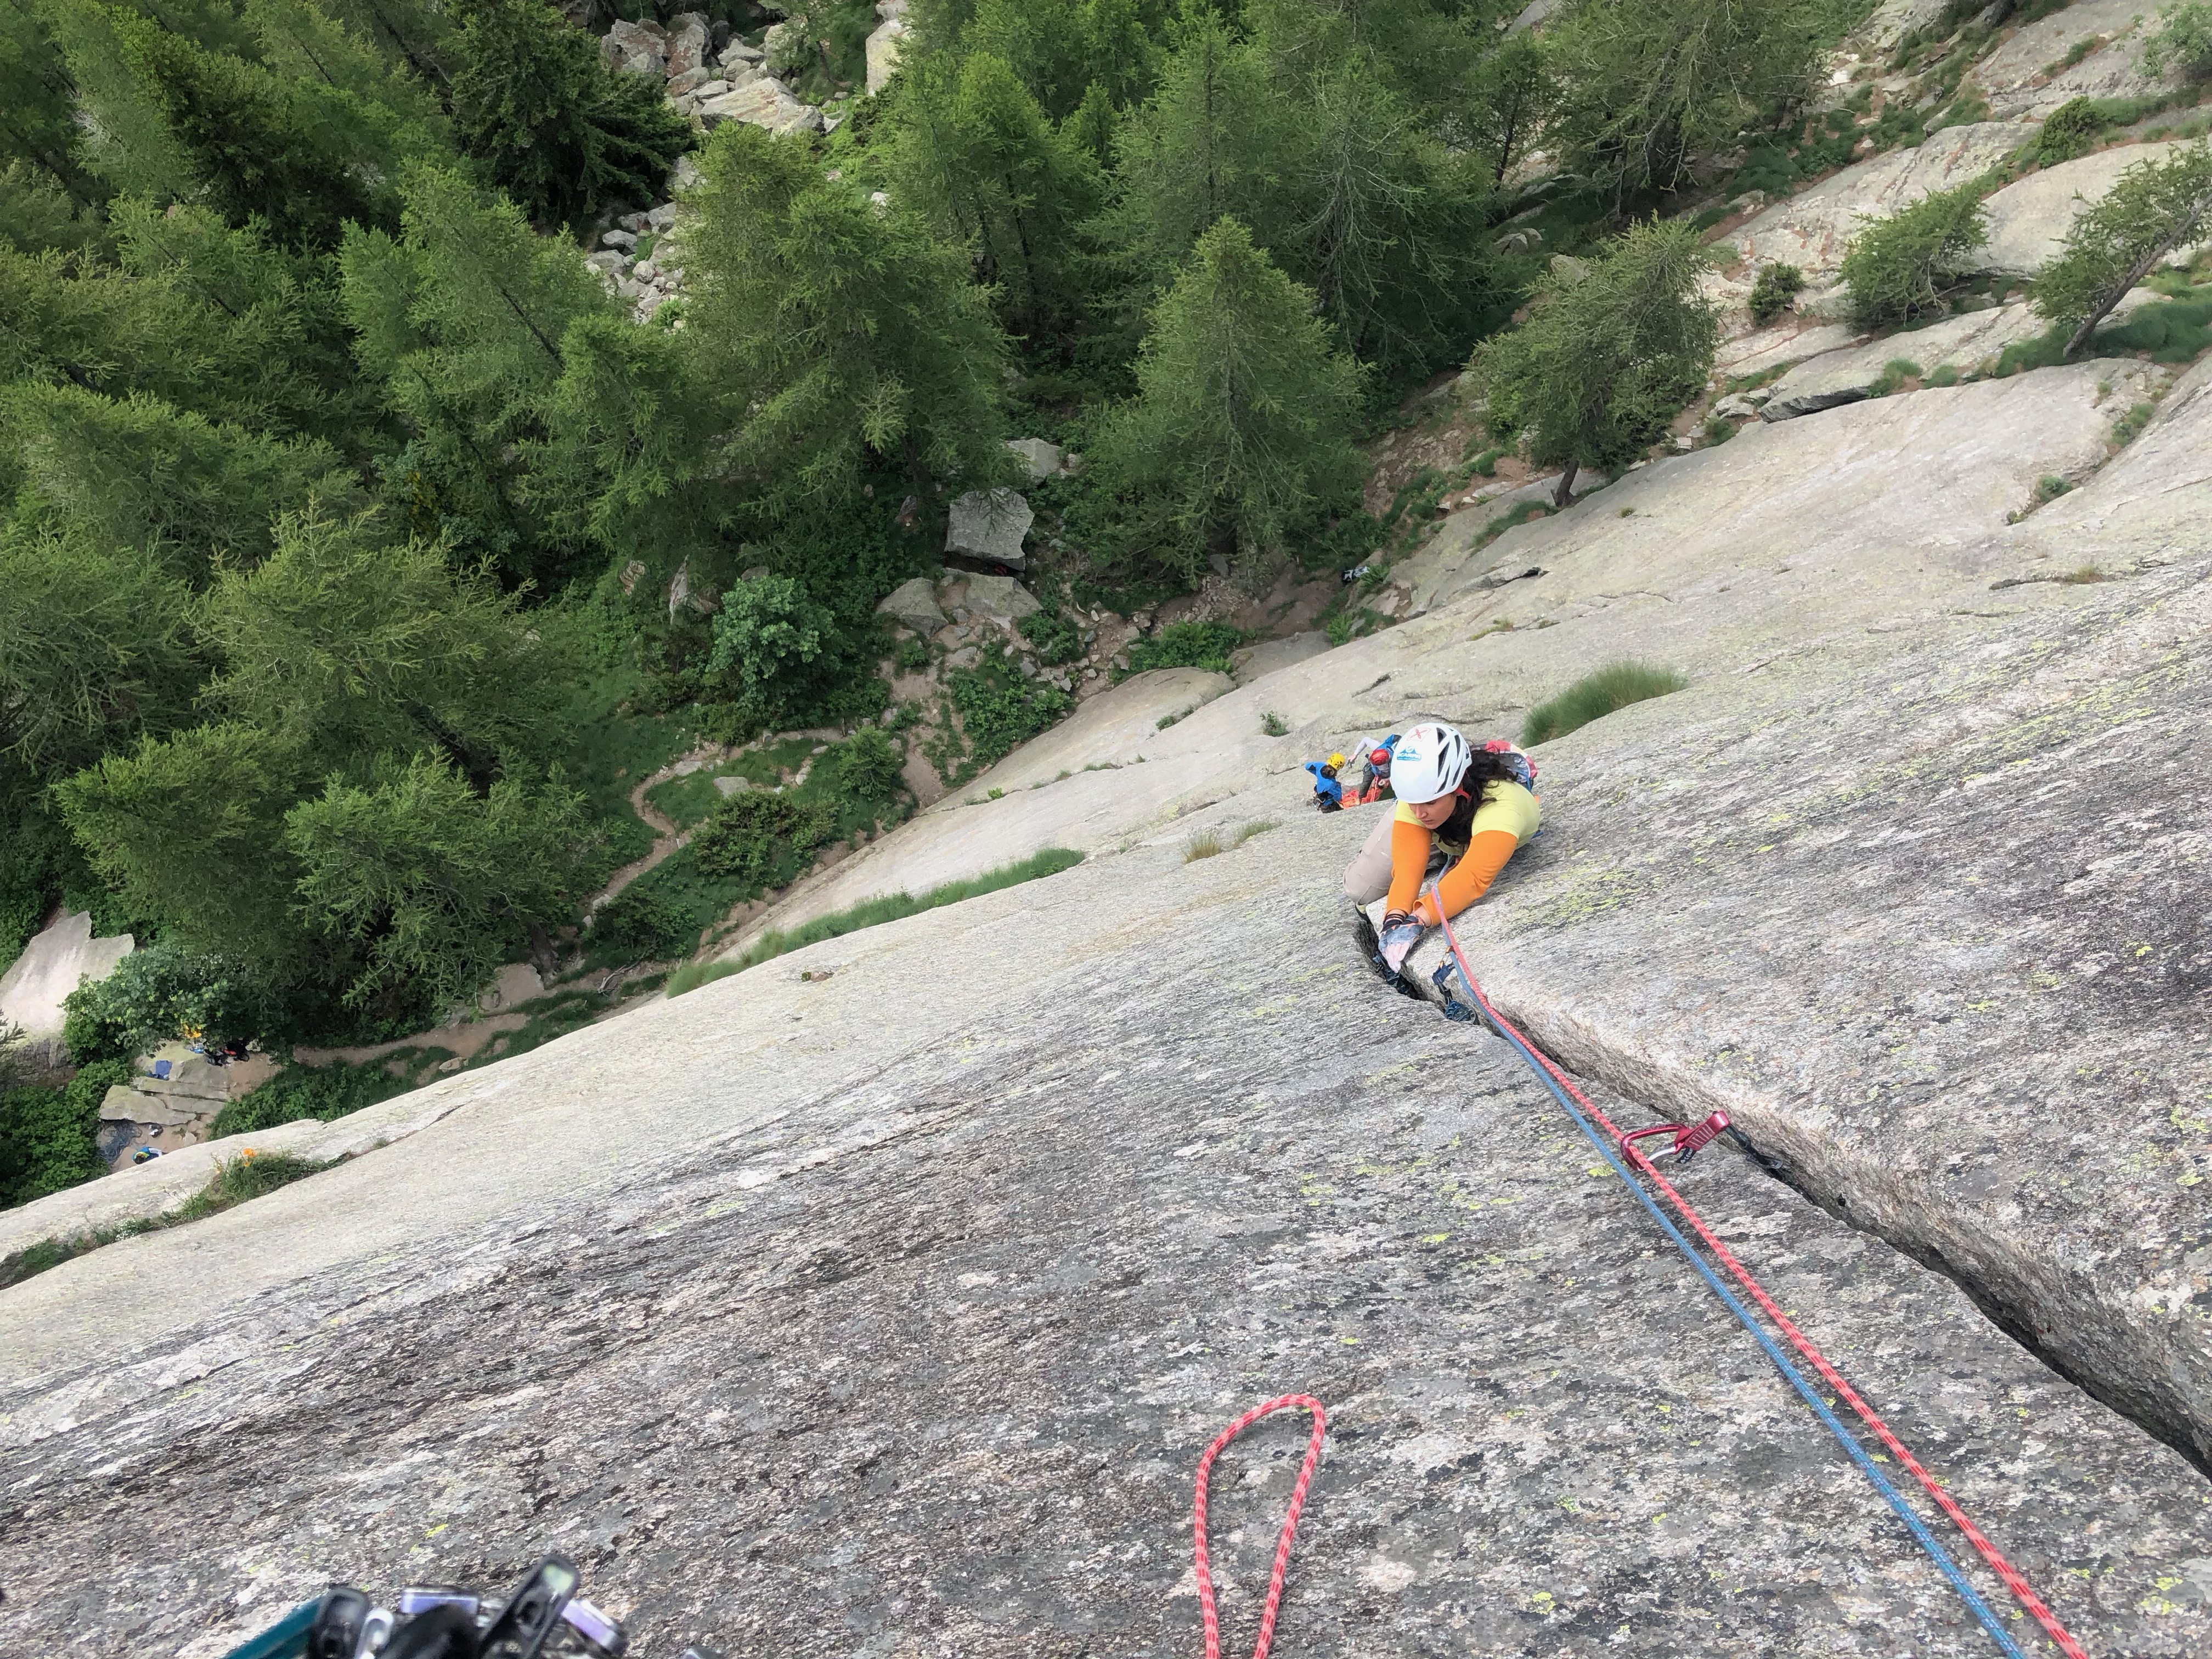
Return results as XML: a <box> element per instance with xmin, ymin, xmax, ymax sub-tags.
<box><xmin>0</xmin><ymin>0</ymin><xmax>1876</xmax><ymax>1109</ymax></box>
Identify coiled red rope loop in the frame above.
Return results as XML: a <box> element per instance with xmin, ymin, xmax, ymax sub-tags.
<box><xmin>1193</xmin><ymin>1395</ymin><xmax>1328</xmax><ymax>1659</ymax></box>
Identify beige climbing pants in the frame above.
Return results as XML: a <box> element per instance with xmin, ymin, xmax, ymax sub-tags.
<box><xmin>1342</xmin><ymin>807</ymin><xmax>1443</xmax><ymax>905</ymax></box>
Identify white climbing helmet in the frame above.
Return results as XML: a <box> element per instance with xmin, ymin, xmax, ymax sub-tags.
<box><xmin>1390</xmin><ymin>721</ymin><xmax>1472</xmax><ymax>804</ymax></box>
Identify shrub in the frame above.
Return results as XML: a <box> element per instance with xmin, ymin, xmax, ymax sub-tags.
<box><xmin>823</xmin><ymin>725</ymin><xmax>906</xmax><ymax>808</ymax></box>
<box><xmin>945</xmin><ymin>669</ymin><xmax>1072</xmax><ymax>771</ymax></box>
<box><xmin>1124</xmin><ymin>620</ymin><xmax>1245</xmax><ymax>675</ymax></box>
<box><xmin>1841</xmin><ymin>180</ymin><xmax>1991</xmax><ymax>327</ymax></box>
<box><xmin>2143</xmin><ymin>1</ymin><xmax>2212</xmax><ymax>78</ymax></box>
<box><xmin>1019</xmin><ymin>609</ymin><xmax>1085</xmax><ymax>665</ymax></box>
<box><xmin>208</xmin><ymin>1059</ymin><xmax>413</xmax><ymax>1139</ymax></box>
<box><xmin>0</xmin><ymin>1061</ymin><xmax>127</xmax><ymax>1209</ymax></box>
<box><xmin>2036</xmin><ymin>97</ymin><xmax>2103</xmax><ymax>165</ymax></box>
<box><xmin>707</xmin><ymin>574</ymin><xmax>838</xmax><ymax>726</ymax></box>
<box><xmin>690</xmin><ymin>793</ymin><xmax>837</xmax><ymax>887</ymax></box>
<box><xmin>61</xmin><ymin>945</ymin><xmax>272</xmax><ymax>1065</ymax></box>
<box><xmin>589</xmin><ymin>884</ymin><xmax>697</xmax><ymax>963</ymax></box>
<box><xmin>1261</xmin><ymin>711</ymin><xmax>1291</xmax><ymax>736</ymax></box>
<box><xmin>665</xmin><ymin>848</ymin><xmax>1085</xmax><ymax>992</ymax></box>
<box><xmin>1521</xmin><ymin>661</ymin><xmax>1690</xmax><ymax>746</ymax></box>
<box><xmin>1748</xmin><ymin>262</ymin><xmax>1804</xmax><ymax>324</ymax></box>
<box><xmin>894</xmin><ymin>634</ymin><xmax>933</xmax><ymax>672</ymax></box>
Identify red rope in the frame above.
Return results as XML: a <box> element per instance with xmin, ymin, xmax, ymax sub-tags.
<box><xmin>1193</xmin><ymin>1395</ymin><xmax>1328</xmax><ymax>1659</ymax></box>
<box><xmin>1432</xmin><ymin>912</ymin><xmax>2090</xmax><ymax>1659</ymax></box>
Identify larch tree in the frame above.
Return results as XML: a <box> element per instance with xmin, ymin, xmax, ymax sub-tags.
<box><xmin>1476</xmin><ymin>216</ymin><xmax>1717</xmax><ymax>504</ymax></box>
<box><xmin>1095</xmin><ymin>216</ymin><xmax>1364</xmax><ymax>578</ymax></box>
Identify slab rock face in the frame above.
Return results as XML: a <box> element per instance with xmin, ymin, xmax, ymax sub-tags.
<box><xmin>1759</xmin><ymin>302</ymin><xmax>2047</xmax><ymax>418</ymax></box>
<box><xmin>4</xmin><ymin>819</ymin><xmax>2212</xmax><ymax>1658</ymax></box>
<box><xmin>1725</xmin><ymin>121</ymin><xmax>2030</xmax><ymax>285</ymax></box>
<box><xmin>1971</xmin><ymin>141</ymin><xmax>2196</xmax><ymax>278</ymax></box>
<box><xmin>10</xmin><ymin>317</ymin><xmax>2212</xmax><ymax>1656</ymax></box>
<box><xmin>1971</xmin><ymin>0</ymin><xmax>2178</xmax><ymax>119</ymax></box>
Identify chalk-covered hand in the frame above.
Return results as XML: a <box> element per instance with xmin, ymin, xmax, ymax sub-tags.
<box><xmin>1378</xmin><ymin>911</ymin><xmax>1426</xmax><ymax>976</ymax></box>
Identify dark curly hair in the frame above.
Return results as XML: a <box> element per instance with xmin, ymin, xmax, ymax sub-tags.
<box><xmin>1459</xmin><ymin>746</ymin><xmax>1521</xmax><ymax>806</ymax></box>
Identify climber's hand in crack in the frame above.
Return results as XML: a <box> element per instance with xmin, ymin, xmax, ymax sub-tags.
<box><xmin>1378</xmin><ymin>911</ymin><xmax>1426</xmax><ymax>977</ymax></box>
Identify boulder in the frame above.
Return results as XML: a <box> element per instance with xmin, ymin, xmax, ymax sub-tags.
<box><xmin>1971</xmin><ymin>142</ymin><xmax>2197</xmax><ymax>278</ymax></box>
<box><xmin>1759</xmin><ymin>302</ymin><xmax>2050</xmax><ymax>420</ymax></box>
<box><xmin>1227</xmin><ymin>630</ymin><xmax>1330</xmax><ymax>685</ymax></box>
<box><xmin>865</xmin><ymin>13</ymin><xmax>906</xmax><ymax>93</ymax></box>
<box><xmin>584</xmin><ymin>250</ymin><xmax>625</xmax><ymax>275</ymax></box>
<box><xmin>874</xmin><ymin>575</ymin><xmax>947</xmax><ymax>632</ymax></box>
<box><xmin>0</xmin><ymin>912</ymin><xmax>133</xmax><ymax>1042</ymax></box>
<box><xmin>600</xmin><ymin>19</ymin><xmax>666</xmax><ymax>76</ymax></box>
<box><xmin>665</xmin><ymin>66</ymin><xmax>713</xmax><ymax>97</ymax></box>
<box><xmin>663</xmin><ymin>12</ymin><xmax>713</xmax><ymax>77</ymax></box>
<box><xmin>1726</xmin><ymin>122</ymin><xmax>2032</xmax><ymax>285</ymax></box>
<box><xmin>956</xmin><ymin>573</ymin><xmax>1041</xmax><ymax>623</ymax></box>
<box><xmin>944</xmin><ymin>487</ymin><xmax>1031</xmax><ymax>569</ymax></box>
<box><xmin>719</xmin><ymin>38</ymin><xmax>764</xmax><ymax>64</ymax></box>
<box><xmin>1004</xmin><ymin>436</ymin><xmax>1066</xmax><ymax>479</ymax></box>
<box><xmin>697</xmin><ymin>77</ymin><xmax>824</xmax><ymax>135</ymax></box>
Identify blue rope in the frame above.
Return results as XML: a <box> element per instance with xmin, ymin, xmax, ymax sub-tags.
<box><xmin>1434</xmin><ymin>959</ymin><xmax>2030</xmax><ymax>1658</ymax></box>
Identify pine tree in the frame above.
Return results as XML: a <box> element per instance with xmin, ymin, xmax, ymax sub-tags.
<box><xmin>2035</xmin><ymin>142</ymin><xmax>2212</xmax><ymax>354</ymax></box>
<box><xmin>1278</xmin><ymin>65</ymin><xmax>1496</xmax><ymax>376</ymax></box>
<box><xmin>1099</xmin><ymin>12</ymin><xmax>1285</xmax><ymax>287</ymax></box>
<box><xmin>449</xmin><ymin>0</ymin><xmax>693</xmax><ymax>232</ymax></box>
<box><xmin>340</xmin><ymin>162</ymin><xmax>616</xmax><ymax>583</ymax></box>
<box><xmin>0</xmin><ymin>2</ymin><xmax>101</xmax><ymax>211</ymax></box>
<box><xmin>197</xmin><ymin>508</ymin><xmax>558</xmax><ymax>785</ymax></box>
<box><xmin>1095</xmin><ymin>217</ymin><xmax>1363</xmax><ymax>578</ymax></box>
<box><xmin>55</xmin><ymin>720</ymin><xmax>309</xmax><ymax>969</ymax></box>
<box><xmin>105</xmin><ymin>8</ymin><xmax>385</xmax><ymax>249</ymax></box>
<box><xmin>892</xmin><ymin>52</ymin><xmax>1101</xmax><ymax>330</ymax></box>
<box><xmin>0</xmin><ymin>532</ymin><xmax>201</xmax><ymax>776</ymax></box>
<box><xmin>1467</xmin><ymin>32</ymin><xmax>1554</xmax><ymax>184</ymax></box>
<box><xmin>1546</xmin><ymin>0</ymin><xmax>1829</xmax><ymax>202</ymax></box>
<box><xmin>687</xmin><ymin>122</ymin><xmax>1011</xmax><ymax>507</ymax></box>
<box><xmin>284</xmin><ymin>753</ymin><xmax>589</xmax><ymax>1008</ymax></box>
<box><xmin>1476</xmin><ymin>217</ymin><xmax>1717</xmax><ymax>504</ymax></box>
<box><xmin>0</xmin><ymin>380</ymin><xmax>363</xmax><ymax>584</ymax></box>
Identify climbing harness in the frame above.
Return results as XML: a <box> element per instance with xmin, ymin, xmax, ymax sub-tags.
<box><xmin>1193</xmin><ymin>1395</ymin><xmax>1328</xmax><ymax>1659</ymax></box>
<box><xmin>1427</xmin><ymin>910</ymin><xmax>2090</xmax><ymax>1659</ymax></box>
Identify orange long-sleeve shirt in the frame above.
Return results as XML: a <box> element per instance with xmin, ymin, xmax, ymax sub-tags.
<box><xmin>1386</xmin><ymin>781</ymin><xmax>1542</xmax><ymax>924</ymax></box>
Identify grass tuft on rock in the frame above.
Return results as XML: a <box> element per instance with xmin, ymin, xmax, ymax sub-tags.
<box><xmin>0</xmin><ymin>1148</ymin><xmax>336</xmax><ymax>1290</ymax></box>
<box><xmin>665</xmin><ymin>848</ymin><xmax>1084</xmax><ymax>995</ymax></box>
<box><xmin>1522</xmin><ymin>661</ymin><xmax>1689</xmax><ymax>746</ymax></box>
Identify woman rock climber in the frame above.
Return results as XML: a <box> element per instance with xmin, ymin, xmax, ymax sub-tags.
<box><xmin>1342</xmin><ymin>720</ymin><xmax>1540</xmax><ymax>977</ymax></box>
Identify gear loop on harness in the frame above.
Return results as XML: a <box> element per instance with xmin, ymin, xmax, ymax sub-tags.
<box><xmin>1426</xmin><ymin>920</ymin><xmax>2089</xmax><ymax>1659</ymax></box>
<box><xmin>1193</xmin><ymin>1394</ymin><xmax>1328</xmax><ymax>1659</ymax></box>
